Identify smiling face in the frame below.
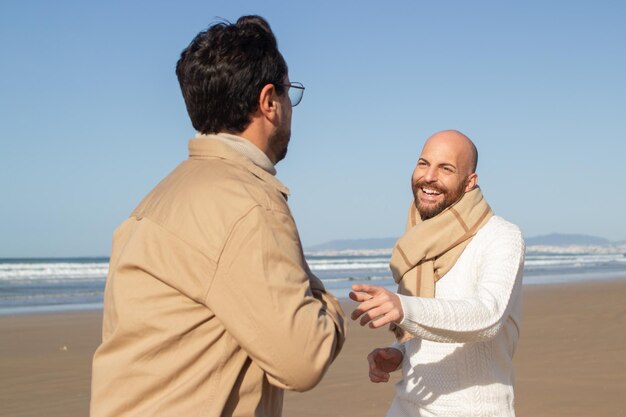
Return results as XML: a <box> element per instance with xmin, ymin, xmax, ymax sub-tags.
<box><xmin>411</xmin><ymin>130</ymin><xmax>478</xmax><ymax>220</ymax></box>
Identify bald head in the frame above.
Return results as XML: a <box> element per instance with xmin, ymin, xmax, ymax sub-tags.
<box><xmin>412</xmin><ymin>130</ymin><xmax>479</xmax><ymax>219</ymax></box>
<box><xmin>423</xmin><ymin>130</ymin><xmax>478</xmax><ymax>174</ymax></box>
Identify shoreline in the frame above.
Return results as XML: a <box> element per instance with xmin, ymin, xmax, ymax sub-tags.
<box><xmin>2</xmin><ymin>272</ymin><xmax>626</xmax><ymax>317</ymax></box>
<box><xmin>1</xmin><ymin>279</ymin><xmax>625</xmax><ymax>416</ymax></box>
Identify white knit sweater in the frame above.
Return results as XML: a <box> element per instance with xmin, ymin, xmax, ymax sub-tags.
<box><xmin>388</xmin><ymin>216</ymin><xmax>525</xmax><ymax>417</ymax></box>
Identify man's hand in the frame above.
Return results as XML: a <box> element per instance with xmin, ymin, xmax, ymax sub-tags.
<box><xmin>367</xmin><ymin>347</ymin><xmax>403</xmax><ymax>383</ymax></box>
<box><xmin>349</xmin><ymin>284</ymin><xmax>404</xmax><ymax>328</ymax></box>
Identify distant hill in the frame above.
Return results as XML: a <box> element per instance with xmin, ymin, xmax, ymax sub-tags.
<box><xmin>306</xmin><ymin>238</ymin><xmax>397</xmax><ymax>251</ymax></box>
<box><xmin>525</xmin><ymin>233</ymin><xmax>611</xmax><ymax>246</ymax></box>
<box><xmin>307</xmin><ymin>233</ymin><xmax>616</xmax><ymax>252</ymax></box>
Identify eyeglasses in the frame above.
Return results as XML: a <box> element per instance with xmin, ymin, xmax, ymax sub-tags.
<box><xmin>282</xmin><ymin>82</ymin><xmax>305</xmax><ymax>107</ymax></box>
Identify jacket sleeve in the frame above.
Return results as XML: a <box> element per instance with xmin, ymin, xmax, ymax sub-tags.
<box><xmin>397</xmin><ymin>225</ymin><xmax>525</xmax><ymax>343</ymax></box>
<box><xmin>205</xmin><ymin>204</ymin><xmax>346</xmax><ymax>392</ymax></box>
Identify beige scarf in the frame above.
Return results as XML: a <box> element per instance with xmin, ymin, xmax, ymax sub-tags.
<box><xmin>389</xmin><ymin>187</ymin><xmax>493</xmax><ymax>340</ymax></box>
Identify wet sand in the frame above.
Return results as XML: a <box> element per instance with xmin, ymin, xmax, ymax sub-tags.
<box><xmin>1</xmin><ymin>280</ymin><xmax>625</xmax><ymax>417</ymax></box>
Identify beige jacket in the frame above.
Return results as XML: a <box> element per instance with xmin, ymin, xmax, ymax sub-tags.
<box><xmin>90</xmin><ymin>138</ymin><xmax>346</xmax><ymax>417</ymax></box>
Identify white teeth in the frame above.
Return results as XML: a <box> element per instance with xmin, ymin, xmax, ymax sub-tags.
<box><xmin>422</xmin><ymin>187</ymin><xmax>441</xmax><ymax>195</ymax></box>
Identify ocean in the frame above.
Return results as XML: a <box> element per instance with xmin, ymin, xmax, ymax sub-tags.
<box><xmin>1</xmin><ymin>246</ymin><xmax>625</xmax><ymax>315</ymax></box>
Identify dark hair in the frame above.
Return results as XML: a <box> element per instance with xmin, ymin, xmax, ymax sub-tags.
<box><xmin>175</xmin><ymin>15</ymin><xmax>288</xmax><ymax>134</ymax></box>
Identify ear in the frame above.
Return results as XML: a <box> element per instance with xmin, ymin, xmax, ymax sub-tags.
<box><xmin>465</xmin><ymin>173</ymin><xmax>478</xmax><ymax>192</ymax></box>
<box><xmin>258</xmin><ymin>83</ymin><xmax>278</xmax><ymax>121</ymax></box>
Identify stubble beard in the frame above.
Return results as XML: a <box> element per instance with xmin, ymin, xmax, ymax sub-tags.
<box><xmin>269</xmin><ymin>125</ymin><xmax>290</xmax><ymax>163</ymax></box>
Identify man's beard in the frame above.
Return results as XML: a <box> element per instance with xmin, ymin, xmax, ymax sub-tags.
<box><xmin>269</xmin><ymin>124</ymin><xmax>290</xmax><ymax>163</ymax></box>
<box><xmin>412</xmin><ymin>177</ymin><xmax>467</xmax><ymax>220</ymax></box>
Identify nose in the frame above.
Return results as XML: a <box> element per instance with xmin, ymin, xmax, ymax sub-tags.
<box><xmin>423</xmin><ymin>166</ymin><xmax>437</xmax><ymax>183</ymax></box>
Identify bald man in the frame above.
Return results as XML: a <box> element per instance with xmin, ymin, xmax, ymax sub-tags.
<box><xmin>350</xmin><ymin>130</ymin><xmax>525</xmax><ymax>417</ymax></box>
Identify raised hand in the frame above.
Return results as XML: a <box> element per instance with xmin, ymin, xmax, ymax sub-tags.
<box><xmin>349</xmin><ymin>284</ymin><xmax>404</xmax><ymax>328</ymax></box>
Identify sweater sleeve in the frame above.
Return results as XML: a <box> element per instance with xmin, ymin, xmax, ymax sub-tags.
<box><xmin>397</xmin><ymin>223</ymin><xmax>525</xmax><ymax>343</ymax></box>
<box><xmin>205</xmin><ymin>205</ymin><xmax>347</xmax><ymax>392</ymax></box>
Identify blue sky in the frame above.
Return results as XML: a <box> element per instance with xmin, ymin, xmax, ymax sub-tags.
<box><xmin>1</xmin><ymin>0</ymin><xmax>625</xmax><ymax>257</ymax></box>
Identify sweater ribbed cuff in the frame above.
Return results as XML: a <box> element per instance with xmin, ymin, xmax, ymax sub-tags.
<box><xmin>397</xmin><ymin>294</ymin><xmax>425</xmax><ymax>337</ymax></box>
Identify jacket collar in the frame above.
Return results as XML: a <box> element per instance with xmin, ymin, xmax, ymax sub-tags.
<box><xmin>194</xmin><ymin>132</ymin><xmax>276</xmax><ymax>175</ymax></box>
<box><xmin>188</xmin><ymin>137</ymin><xmax>291</xmax><ymax>197</ymax></box>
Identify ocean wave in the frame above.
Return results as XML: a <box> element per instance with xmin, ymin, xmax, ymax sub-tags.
<box><xmin>0</xmin><ymin>252</ymin><xmax>624</xmax><ymax>283</ymax></box>
<box><xmin>305</xmin><ymin>248</ymin><xmax>393</xmax><ymax>257</ymax></box>
<box><xmin>0</xmin><ymin>262</ymin><xmax>109</xmax><ymax>281</ymax></box>
<box><xmin>308</xmin><ymin>257</ymin><xmax>390</xmax><ymax>270</ymax></box>
<box><xmin>309</xmin><ymin>262</ymin><xmax>389</xmax><ymax>271</ymax></box>
<box><xmin>525</xmin><ymin>254</ymin><xmax>626</xmax><ymax>268</ymax></box>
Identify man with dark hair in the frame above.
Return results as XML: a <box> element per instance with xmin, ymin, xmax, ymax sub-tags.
<box><xmin>91</xmin><ymin>16</ymin><xmax>346</xmax><ymax>417</ymax></box>
<box><xmin>350</xmin><ymin>130</ymin><xmax>524</xmax><ymax>417</ymax></box>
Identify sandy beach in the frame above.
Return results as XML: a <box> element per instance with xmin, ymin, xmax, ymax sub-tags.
<box><xmin>1</xmin><ymin>280</ymin><xmax>625</xmax><ymax>417</ymax></box>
